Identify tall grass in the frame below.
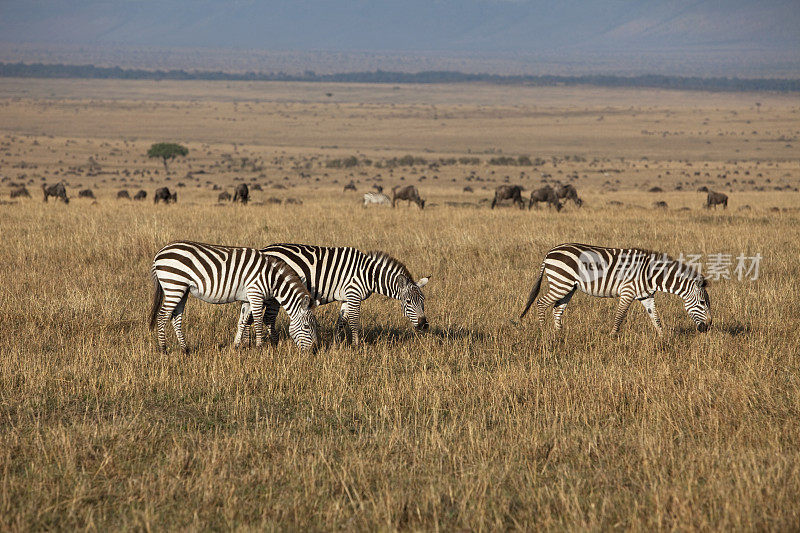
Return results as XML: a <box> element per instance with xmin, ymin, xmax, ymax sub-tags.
<box><xmin>1</xmin><ymin>191</ymin><xmax>798</xmax><ymax>529</ymax></box>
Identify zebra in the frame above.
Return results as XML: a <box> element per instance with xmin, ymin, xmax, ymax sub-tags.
<box><xmin>149</xmin><ymin>241</ymin><xmax>319</xmax><ymax>353</ymax></box>
<box><xmin>519</xmin><ymin>243</ymin><xmax>712</xmax><ymax>335</ymax></box>
<box><xmin>238</xmin><ymin>244</ymin><xmax>429</xmax><ymax>346</ymax></box>
<box><xmin>363</xmin><ymin>192</ymin><xmax>391</xmax><ymax>206</ymax></box>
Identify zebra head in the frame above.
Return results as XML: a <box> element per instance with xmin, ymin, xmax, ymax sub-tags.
<box><xmin>398</xmin><ymin>275</ymin><xmax>429</xmax><ymax>331</ymax></box>
<box><xmin>288</xmin><ymin>296</ymin><xmax>320</xmax><ymax>351</ymax></box>
<box><xmin>682</xmin><ymin>277</ymin><xmax>712</xmax><ymax>332</ymax></box>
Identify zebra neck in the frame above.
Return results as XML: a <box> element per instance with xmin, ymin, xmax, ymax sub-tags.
<box><xmin>369</xmin><ymin>255</ymin><xmax>406</xmax><ymax>300</ymax></box>
<box><xmin>653</xmin><ymin>262</ymin><xmax>691</xmax><ymax>297</ymax></box>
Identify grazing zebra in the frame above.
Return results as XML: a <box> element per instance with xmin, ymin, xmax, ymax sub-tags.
<box><xmin>363</xmin><ymin>192</ymin><xmax>391</xmax><ymax>206</ymax></box>
<box><xmin>149</xmin><ymin>241</ymin><xmax>319</xmax><ymax>353</ymax></box>
<box><xmin>519</xmin><ymin>243</ymin><xmax>712</xmax><ymax>335</ymax></box>
<box><xmin>238</xmin><ymin>244</ymin><xmax>429</xmax><ymax>346</ymax></box>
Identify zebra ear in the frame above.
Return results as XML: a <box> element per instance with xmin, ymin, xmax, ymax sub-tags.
<box><xmin>416</xmin><ymin>276</ymin><xmax>430</xmax><ymax>288</ymax></box>
<box><xmin>301</xmin><ymin>295</ymin><xmax>312</xmax><ymax>309</ymax></box>
<box><xmin>699</xmin><ymin>278</ymin><xmax>708</xmax><ymax>288</ymax></box>
<box><xmin>395</xmin><ymin>274</ymin><xmax>409</xmax><ymax>289</ymax></box>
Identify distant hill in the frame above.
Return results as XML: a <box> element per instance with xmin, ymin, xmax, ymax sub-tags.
<box><xmin>0</xmin><ymin>0</ymin><xmax>798</xmax><ymax>76</ymax></box>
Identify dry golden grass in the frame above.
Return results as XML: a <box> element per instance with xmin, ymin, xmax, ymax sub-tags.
<box><xmin>1</xmin><ymin>80</ymin><xmax>799</xmax><ymax>530</ymax></box>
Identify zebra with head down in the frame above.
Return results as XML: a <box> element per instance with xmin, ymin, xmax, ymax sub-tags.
<box><xmin>238</xmin><ymin>244</ymin><xmax>430</xmax><ymax>346</ymax></box>
<box><xmin>520</xmin><ymin>243</ymin><xmax>712</xmax><ymax>336</ymax></box>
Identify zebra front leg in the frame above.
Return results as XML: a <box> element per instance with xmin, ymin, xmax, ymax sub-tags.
<box><xmin>610</xmin><ymin>293</ymin><xmax>635</xmax><ymax>335</ymax></box>
<box><xmin>335</xmin><ymin>302</ymin><xmax>349</xmax><ymax>343</ymax></box>
<box><xmin>247</xmin><ymin>294</ymin><xmax>266</xmax><ymax>348</ymax></box>
<box><xmin>262</xmin><ymin>299</ymin><xmax>281</xmax><ymax>346</ymax></box>
<box><xmin>345</xmin><ymin>299</ymin><xmax>362</xmax><ymax>347</ymax></box>
<box><xmin>638</xmin><ymin>297</ymin><xmax>664</xmax><ymax>336</ymax></box>
<box><xmin>234</xmin><ymin>302</ymin><xmax>252</xmax><ymax>347</ymax></box>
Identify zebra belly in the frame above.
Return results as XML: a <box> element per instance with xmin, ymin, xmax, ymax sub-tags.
<box><xmin>189</xmin><ymin>284</ymin><xmax>247</xmax><ymax>305</ymax></box>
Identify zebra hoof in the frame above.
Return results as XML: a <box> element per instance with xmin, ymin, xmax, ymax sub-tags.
<box><xmin>182</xmin><ymin>347</ymin><xmax>190</xmax><ymax>355</ymax></box>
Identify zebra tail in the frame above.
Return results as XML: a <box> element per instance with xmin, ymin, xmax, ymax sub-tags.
<box><xmin>148</xmin><ymin>270</ymin><xmax>163</xmax><ymax>330</ymax></box>
<box><xmin>520</xmin><ymin>263</ymin><xmax>545</xmax><ymax>319</ymax></box>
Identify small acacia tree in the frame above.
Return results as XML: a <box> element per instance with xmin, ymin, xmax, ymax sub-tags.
<box><xmin>147</xmin><ymin>143</ymin><xmax>188</xmax><ymax>172</ymax></box>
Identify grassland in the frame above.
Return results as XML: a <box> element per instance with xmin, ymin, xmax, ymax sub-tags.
<box><xmin>1</xmin><ymin>79</ymin><xmax>799</xmax><ymax>530</ymax></box>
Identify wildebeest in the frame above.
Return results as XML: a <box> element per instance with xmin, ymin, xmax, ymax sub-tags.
<box><xmin>491</xmin><ymin>185</ymin><xmax>525</xmax><ymax>209</ymax></box>
<box><xmin>653</xmin><ymin>201</ymin><xmax>669</xmax><ymax>209</ymax></box>
<box><xmin>343</xmin><ymin>181</ymin><xmax>357</xmax><ymax>192</ymax></box>
<box><xmin>705</xmin><ymin>191</ymin><xmax>728</xmax><ymax>209</ymax></box>
<box><xmin>285</xmin><ymin>198</ymin><xmax>303</xmax><ymax>205</ymax></box>
<box><xmin>528</xmin><ymin>186</ymin><xmax>562</xmax><ymax>211</ymax></box>
<box><xmin>42</xmin><ymin>182</ymin><xmax>68</xmax><ymax>203</ymax></box>
<box><xmin>233</xmin><ymin>183</ymin><xmax>249</xmax><ymax>204</ymax></box>
<box><xmin>697</xmin><ymin>186</ymin><xmax>709</xmax><ymax>193</ymax></box>
<box><xmin>372</xmin><ymin>184</ymin><xmax>384</xmax><ymax>193</ymax></box>
<box><xmin>117</xmin><ymin>190</ymin><xmax>131</xmax><ymax>199</ymax></box>
<box><xmin>78</xmin><ymin>189</ymin><xmax>95</xmax><ymax>199</ymax></box>
<box><xmin>10</xmin><ymin>186</ymin><xmax>30</xmax><ymax>199</ymax></box>
<box><xmin>154</xmin><ymin>187</ymin><xmax>177</xmax><ymax>204</ymax></box>
<box><xmin>556</xmin><ymin>184</ymin><xmax>583</xmax><ymax>207</ymax></box>
<box><xmin>133</xmin><ymin>190</ymin><xmax>147</xmax><ymax>201</ymax></box>
<box><xmin>392</xmin><ymin>185</ymin><xmax>425</xmax><ymax>209</ymax></box>
<box><xmin>363</xmin><ymin>192</ymin><xmax>391</xmax><ymax>206</ymax></box>
<box><xmin>218</xmin><ymin>191</ymin><xmax>232</xmax><ymax>202</ymax></box>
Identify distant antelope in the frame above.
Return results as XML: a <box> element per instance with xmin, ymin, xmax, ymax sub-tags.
<box><xmin>528</xmin><ymin>186</ymin><xmax>562</xmax><ymax>211</ymax></box>
<box><xmin>363</xmin><ymin>192</ymin><xmax>391</xmax><ymax>206</ymax></box>
<box><xmin>233</xmin><ymin>183</ymin><xmax>249</xmax><ymax>204</ymax></box>
<box><xmin>520</xmin><ymin>243</ymin><xmax>712</xmax><ymax>335</ymax></box>
<box><xmin>705</xmin><ymin>191</ymin><xmax>728</xmax><ymax>209</ymax></box>
<box><xmin>154</xmin><ymin>187</ymin><xmax>177</xmax><ymax>204</ymax></box>
<box><xmin>556</xmin><ymin>184</ymin><xmax>583</xmax><ymax>207</ymax></box>
<box><xmin>392</xmin><ymin>185</ymin><xmax>425</xmax><ymax>209</ymax></box>
<box><xmin>491</xmin><ymin>185</ymin><xmax>525</xmax><ymax>209</ymax></box>
<box><xmin>42</xmin><ymin>182</ymin><xmax>68</xmax><ymax>203</ymax></box>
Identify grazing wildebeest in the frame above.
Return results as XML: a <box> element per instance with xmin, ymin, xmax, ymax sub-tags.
<box><xmin>392</xmin><ymin>185</ymin><xmax>425</xmax><ymax>209</ymax></box>
<box><xmin>463</xmin><ymin>186</ymin><xmax>473</xmax><ymax>193</ymax></box>
<box><xmin>556</xmin><ymin>184</ymin><xmax>583</xmax><ymax>207</ymax></box>
<box><xmin>343</xmin><ymin>181</ymin><xmax>357</xmax><ymax>192</ymax></box>
<box><xmin>528</xmin><ymin>186</ymin><xmax>562</xmax><ymax>211</ymax></box>
<box><xmin>133</xmin><ymin>190</ymin><xmax>147</xmax><ymax>201</ymax></box>
<box><xmin>10</xmin><ymin>186</ymin><xmax>30</xmax><ymax>199</ymax></box>
<box><xmin>233</xmin><ymin>183</ymin><xmax>249</xmax><ymax>204</ymax></box>
<box><xmin>78</xmin><ymin>189</ymin><xmax>95</xmax><ymax>199</ymax></box>
<box><xmin>218</xmin><ymin>191</ymin><xmax>232</xmax><ymax>202</ymax></box>
<box><xmin>653</xmin><ymin>201</ymin><xmax>668</xmax><ymax>209</ymax></box>
<box><xmin>285</xmin><ymin>198</ymin><xmax>303</xmax><ymax>205</ymax></box>
<box><xmin>154</xmin><ymin>187</ymin><xmax>177</xmax><ymax>204</ymax></box>
<box><xmin>705</xmin><ymin>191</ymin><xmax>728</xmax><ymax>209</ymax></box>
<box><xmin>372</xmin><ymin>184</ymin><xmax>384</xmax><ymax>193</ymax></box>
<box><xmin>491</xmin><ymin>185</ymin><xmax>525</xmax><ymax>209</ymax></box>
<box><xmin>697</xmin><ymin>186</ymin><xmax>709</xmax><ymax>193</ymax></box>
<box><xmin>42</xmin><ymin>182</ymin><xmax>68</xmax><ymax>203</ymax></box>
<box><xmin>363</xmin><ymin>192</ymin><xmax>391</xmax><ymax>206</ymax></box>
<box><xmin>117</xmin><ymin>190</ymin><xmax>131</xmax><ymax>199</ymax></box>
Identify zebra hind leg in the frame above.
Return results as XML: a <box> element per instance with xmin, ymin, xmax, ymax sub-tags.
<box><xmin>170</xmin><ymin>292</ymin><xmax>190</xmax><ymax>354</ymax></box>
<box><xmin>156</xmin><ymin>287</ymin><xmax>187</xmax><ymax>352</ymax></box>
<box><xmin>552</xmin><ymin>287</ymin><xmax>577</xmax><ymax>331</ymax></box>
<box><xmin>535</xmin><ymin>285</ymin><xmax>568</xmax><ymax>330</ymax></box>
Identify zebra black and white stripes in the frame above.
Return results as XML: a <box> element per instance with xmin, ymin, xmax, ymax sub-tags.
<box><xmin>520</xmin><ymin>243</ymin><xmax>712</xmax><ymax>335</ymax></box>
<box><xmin>363</xmin><ymin>192</ymin><xmax>391</xmax><ymax>206</ymax></box>
<box><xmin>149</xmin><ymin>241</ymin><xmax>319</xmax><ymax>352</ymax></box>
<box><xmin>239</xmin><ymin>244</ymin><xmax>429</xmax><ymax>346</ymax></box>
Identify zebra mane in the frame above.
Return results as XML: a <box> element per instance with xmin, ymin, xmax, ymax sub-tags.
<box><xmin>367</xmin><ymin>251</ymin><xmax>414</xmax><ymax>281</ymax></box>
<box><xmin>266</xmin><ymin>256</ymin><xmax>312</xmax><ymax>300</ymax></box>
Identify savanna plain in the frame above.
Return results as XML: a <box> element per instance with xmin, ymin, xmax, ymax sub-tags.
<box><xmin>1</xmin><ymin>79</ymin><xmax>799</xmax><ymax>530</ymax></box>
